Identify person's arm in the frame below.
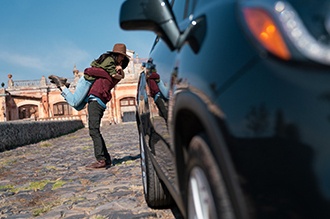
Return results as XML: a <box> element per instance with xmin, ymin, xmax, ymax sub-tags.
<box><xmin>149</xmin><ymin>72</ymin><xmax>160</xmax><ymax>82</ymax></box>
<box><xmin>84</xmin><ymin>67</ymin><xmax>111</xmax><ymax>80</ymax></box>
<box><xmin>89</xmin><ymin>56</ymin><xmax>117</xmax><ymax>77</ymax></box>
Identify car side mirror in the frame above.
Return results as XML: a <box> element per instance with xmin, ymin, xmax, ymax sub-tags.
<box><xmin>120</xmin><ymin>0</ymin><xmax>180</xmax><ymax>50</ymax></box>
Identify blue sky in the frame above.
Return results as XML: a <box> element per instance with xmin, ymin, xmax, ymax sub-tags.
<box><xmin>0</xmin><ymin>0</ymin><xmax>155</xmax><ymax>83</ymax></box>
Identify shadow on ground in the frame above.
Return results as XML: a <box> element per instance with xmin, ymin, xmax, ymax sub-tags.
<box><xmin>112</xmin><ymin>154</ymin><xmax>141</xmax><ymax>166</ymax></box>
<box><xmin>112</xmin><ymin>153</ymin><xmax>184</xmax><ymax>218</ymax></box>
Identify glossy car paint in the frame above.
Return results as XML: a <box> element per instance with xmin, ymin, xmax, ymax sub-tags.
<box><xmin>121</xmin><ymin>0</ymin><xmax>330</xmax><ymax>218</ymax></box>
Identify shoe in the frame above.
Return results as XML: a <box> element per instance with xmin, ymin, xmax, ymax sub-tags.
<box><xmin>85</xmin><ymin>160</ymin><xmax>107</xmax><ymax>169</ymax></box>
<box><xmin>48</xmin><ymin>75</ymin><xmax>66</xmax><ymax>88</ymax></box>
<box><xmin>50</xmin><ymin>80</ymin><xmax>70</xmax><ymax>88</ymax></box>
<box><xmin>49</xmin><ymin>76</ymin><xmax>67</xmax><ymax>84</ymax></box>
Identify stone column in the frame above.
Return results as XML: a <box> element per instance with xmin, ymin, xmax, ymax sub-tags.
<box><xmin>0</xmin><ymin>88</ymin><xmax>7</xmax><ymax>122</ymax></box>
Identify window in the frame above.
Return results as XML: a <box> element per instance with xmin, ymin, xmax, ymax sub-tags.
<box><xmin>53</xmin><ymin>102</ymin><xmax>72</xmax><ymax>116</ymax></box>
<box><xmin>120</xmin><ymin>97</ymin><xmax>135</xmax><ymax>107</ymax></box>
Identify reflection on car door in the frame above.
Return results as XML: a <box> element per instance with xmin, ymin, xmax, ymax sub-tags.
<box><xmin>147</xmin><ymin>0</ymin><xmax>196</xmax><ymax>190</ymax></box>
<box><xmin>146</xmin><ymin>55</ymin><xmax>176</xmax><ymax>186</ymax></box>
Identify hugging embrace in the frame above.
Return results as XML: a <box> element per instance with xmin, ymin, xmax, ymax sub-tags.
<box><xmin>49</xmin><ymin>43</ymin><xmax>130</xmax><ymax>170</ymax></box>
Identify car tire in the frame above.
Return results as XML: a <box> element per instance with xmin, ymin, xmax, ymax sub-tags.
<box><xmin>139</xmin><ymin>129</ymin><xmax>172</xmax><ymax>208</ymax></box>
<box><xmin>186</xmin><ymin>133</ymin><xmax>235</xmax><ymax>219</ymax></box>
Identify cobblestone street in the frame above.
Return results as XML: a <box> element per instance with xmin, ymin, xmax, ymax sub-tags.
<box><xmin>0</xmin><ymin>122</ymin><xmax>182</xmax><ymax>219</ymax></box>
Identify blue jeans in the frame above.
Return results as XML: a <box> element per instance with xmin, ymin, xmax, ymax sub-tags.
<box><xmin>61</xmin><ymin>76</ymin><xmax>93</xmax><ymax>111</ymax></box>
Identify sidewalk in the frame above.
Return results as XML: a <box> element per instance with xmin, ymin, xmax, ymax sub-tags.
<box><xmin>0</xmin><ymin>122</ymin><xmax>181</xmax><ymax>219</ymax></box>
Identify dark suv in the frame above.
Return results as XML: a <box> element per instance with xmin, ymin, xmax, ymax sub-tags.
<box><xmin>120</xmin><ymin>0</ymin><xmax>330</xmax><ymax>218</ymax></box>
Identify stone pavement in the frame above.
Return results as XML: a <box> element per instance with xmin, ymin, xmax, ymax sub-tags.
<box><xmin>0</xmin><ymin>122</ymin><xmax>183</xmax><ymax>219</ymax></box>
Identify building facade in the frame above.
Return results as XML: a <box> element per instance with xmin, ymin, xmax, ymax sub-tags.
<box><xmin>0</xmin><ymin>50</ymin><xmax>147</xmax><ymax>126</ymax></box>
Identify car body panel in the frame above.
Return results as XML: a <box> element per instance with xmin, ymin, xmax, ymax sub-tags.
<box><xmin>217</xmin><ymin>59</ymin><xmax>330</xmax><ymax>217</ymax></box>
<box><xmin>122</xmin><ymin>0</ymin><xmax>330</xmax><ymax>218</ymax></box>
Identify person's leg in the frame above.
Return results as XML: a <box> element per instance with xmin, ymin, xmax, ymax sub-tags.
<box><xmin>157</xmin><ymin>79</ymin><xmax>169</xmax><ymax>99</ymax></box>
<box><xmin>72</xmin><ymin>101</ymin><xmax>88</xmax><ymax>111</ymax></box>
<box><xmin>155</xmin><ymin>97</ymin><xmax>168</xmax><ymax>122</ymax></box>
<box><xmin>61</xmin><ymin>76</ymin><xmax>93</xmax><ymax>109</ymax></box>
<box><xmin>86</xmin><ymin>101</ymin><xmax>111</xmax><ymax>168</ymax></box>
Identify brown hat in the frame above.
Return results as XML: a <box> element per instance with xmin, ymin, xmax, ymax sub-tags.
<box><xmin>109</xmin><ymin>43</ymin><xmax>130</xmax><ymax>60</ymax></box>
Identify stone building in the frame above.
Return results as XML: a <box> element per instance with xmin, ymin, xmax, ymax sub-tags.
<box><xmin>0</xmin><ymin>50</ymin><xmax>147</xmax><ymax>126</ymax></box>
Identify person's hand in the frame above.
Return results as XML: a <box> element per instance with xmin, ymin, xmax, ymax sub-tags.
<box><xmin>112</xmin><ymin>73</ymin><xmax>123</xmax><ymax>80</ymax></box>
<box><xmin>115</xmin><ymin>65</ymin><xmax>123</xmax><ymax>74</ymax></box>
<box><xmin>116</xmin><ymin>65</ymin><xmax>122</xmax><ymax>70</ymax></box>
<box><xmin>115</xmin><ymin>65</ymin><xmax>125</xmax><ymax>79</ymax></box>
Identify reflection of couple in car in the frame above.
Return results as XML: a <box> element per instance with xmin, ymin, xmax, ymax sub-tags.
<box><xmin>145</xmin><ymin>61</ymin><xmax>168</xmax><ymax>122</ymax></box>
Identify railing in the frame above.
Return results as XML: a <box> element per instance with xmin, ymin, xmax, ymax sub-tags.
<box><xmin>13</xmin><ymin>79</ymin><xmax>43</xmax><ymax>87</ymax></box>
<box><xmin>8</xmin><ymin>70</ymin><xmax>139</xmax><ymax>89</ymax></box>
<box><xmin>9</xmin><ymin>78</ymin><xmax>75</xmax><ymax>88</ymax></box>
<box><xmin>38</xmin><ymin>115</ymin><xmax>82</xmax><ymax>121</ymax></box>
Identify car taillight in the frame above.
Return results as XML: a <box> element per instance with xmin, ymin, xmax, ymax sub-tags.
<box><xmin>276</xmin><ymin>1</ymin><xmax>330</xmax><ymax>65</ymax></box>
<box><xmin>243</xmin><ymin>7</ymin><xmax>291</xmax><ymax>60</ymax></box>
<box><xmin>243</xmin><ymin>1</ymin><xmax>330</xmax><ymax>66</ymax></box>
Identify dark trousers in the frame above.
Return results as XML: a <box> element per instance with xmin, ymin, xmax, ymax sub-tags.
<box><xmin>88</xmin><ymin>101</ymin><xmax>111</xmax><ymax>164</ymax></box>
<box><xmin>155</xmin><ymin>97</ymin><xmax>168</xmax><ymax>122</ymax></box>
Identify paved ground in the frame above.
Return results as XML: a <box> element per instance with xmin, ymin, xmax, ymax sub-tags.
<box><xmin>0</xmin><ymin>122</ymin><xmax>183</xmax><ymax>219</ymax></box>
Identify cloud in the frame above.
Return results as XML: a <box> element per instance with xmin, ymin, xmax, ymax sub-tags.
<box><xmin>0</xmin><ymin>41</ymin><xmax>91</xmax><ymax>78</ymax></box>
<box><xmin>0</xmin><ymin>51</ymin><xmax>45</xmax><ymax>71</ymax></box>
<box><xmin>44</xmin><ymin>43</ymin><xmax>91</xmax><ymax>73</ymax></box>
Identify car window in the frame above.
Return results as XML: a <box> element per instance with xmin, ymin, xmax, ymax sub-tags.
<box><xmin>171</xmin><ymin>0</ymin><xmax>187</xmax><ymax>23</ymax></box>
<box><xmin>186</xmin><ymin>0</ymin><xmax>198</xmax><ymax>17</ymax></box>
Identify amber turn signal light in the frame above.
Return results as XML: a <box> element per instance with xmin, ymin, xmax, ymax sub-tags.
<box><xmin>243</xmin><ymin>8</ymin><xmax>291</xmax><ymax>60</ymax></box>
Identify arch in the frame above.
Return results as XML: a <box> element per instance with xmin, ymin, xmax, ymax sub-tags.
<box><xmin>17</xmin><ymin>100</ymin><xmax>40</xmax><ymax>108</ymax></box>
<box><xmin>18</xmin><ymin>104</ymin><xmax>38</xmax><ymax>119</ymax></box>
<box><xmin>120</xmin><ymin>96</ymin><xmax>135</xmax><ymax>107</ymax></box>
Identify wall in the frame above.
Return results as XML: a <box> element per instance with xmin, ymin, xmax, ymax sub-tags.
<box><xmin>0</xmin><ymin>120</ymin><xmax>84</xmax><ymax>152</ymax></box>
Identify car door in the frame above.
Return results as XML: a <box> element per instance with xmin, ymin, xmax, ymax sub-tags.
<box><xmin>146</xmin><ymin>0</ymin><xmax>197</xmax><ymax>193</ymax></box>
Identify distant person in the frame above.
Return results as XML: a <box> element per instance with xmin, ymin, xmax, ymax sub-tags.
<box><xmin>49</xmin><ymin>43</ymin><xmax>130</xmax><ymax>169</ymax></box>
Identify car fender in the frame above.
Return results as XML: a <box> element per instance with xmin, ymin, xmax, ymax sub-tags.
<box><xmin>171</xmin><ymin>90</ymin><xmax>249</xmax><ymax>219</ymax></box>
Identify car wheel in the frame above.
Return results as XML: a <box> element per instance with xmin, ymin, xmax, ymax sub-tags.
<box><xmin>186</xmin><ymin>134</ymin><xmax>235</xmax><ymax>219</ymax></box>
<box><xmin>139</xmin><ymin>131</ymin><xmax>148</xmax><ymax>195</ymax></box>
<box><xmin>139</xmin><ymin>129</ymin><xmax>172</xmax><ymax>208</ymax></box>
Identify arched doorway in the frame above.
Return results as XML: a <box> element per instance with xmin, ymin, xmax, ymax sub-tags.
<box><xmin>18</xmin><ymin>104</ymin><xmax>38</xmax><ymax>120</ymax></box>
<box><xmin>120</xmin><ymin>97</ymin><xmax>136</xmax><ymax>122</ymax></box>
